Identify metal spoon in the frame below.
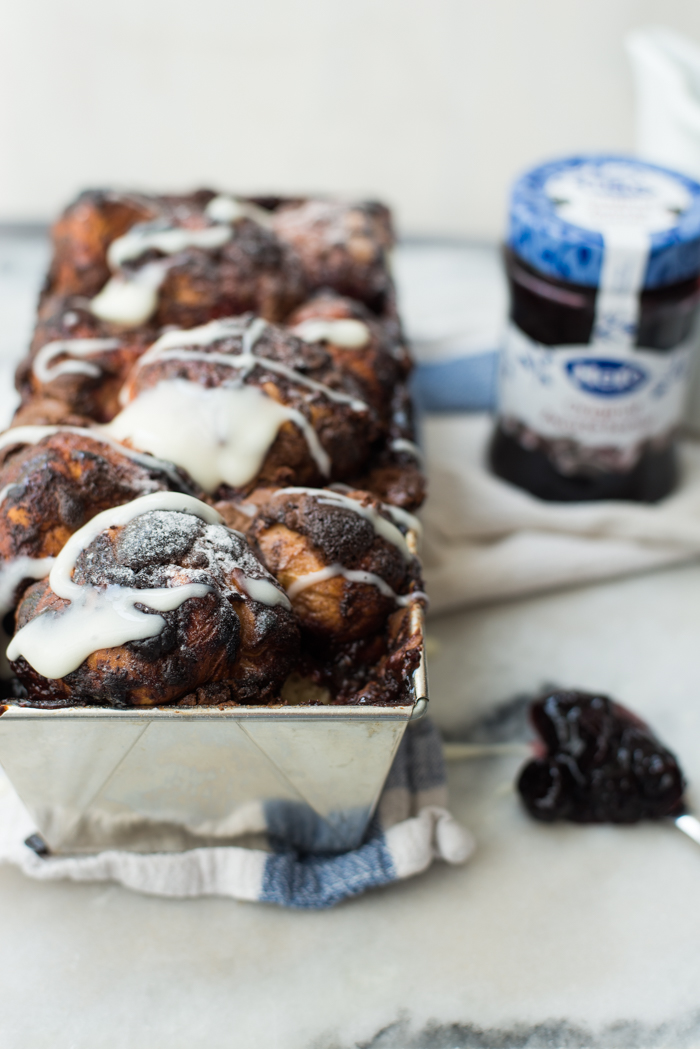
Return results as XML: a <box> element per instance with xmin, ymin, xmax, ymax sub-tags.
<box><xmin>443</xmin><ymin>742</ymin><xmax>531</xmax><ymax>759</ymax></box>
<box><xmin>675</xmin><ymin>814</ymin><xmax>700</xmax><ymax>845</ymax></box>
<box><xmin>445</xmin><ymin>742</ymin><xmax>700</xmax><ymax>844</ymax></box>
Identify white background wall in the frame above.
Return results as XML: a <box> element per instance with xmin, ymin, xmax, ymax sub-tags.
<box><xmin>2</xmin><ymin>0</ymin><xmax>700</xmax><ymax>237</ymax></box>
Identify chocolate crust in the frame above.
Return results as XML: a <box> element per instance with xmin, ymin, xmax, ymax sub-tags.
<box><xmin>17</xmin><ymin>297</ymin><xmax>152</xmax><ymax>424</ymax></box>
<box><xmin>0</xmin><ymin>431</ymin><xmax>190</xmax><ymax>564</ymax></box>
<box><xmin>297</xmin><ymin>606</ymin><xmax>423</xmax><ymax>706</ymax></box>
<box><xmin>272</xmin><ymin>199</ymin><xmax>395</xmax><ymax>312</ymax></box>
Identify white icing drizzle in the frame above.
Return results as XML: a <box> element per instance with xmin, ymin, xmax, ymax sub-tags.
<box><xmin>0</xmin><ymin>426</ymin><xmax>68</xmax><ymax>452</ymax></box>
<box><xmin>276</xmin><ymin>487</ymin><xmax>417</xmax><ymax>561</ymax></box>
<box><xmin>390</xmin><ymin>438</ymin><xmax>424</xmax><ymax>466</ymax></box>
<box><xmin>0</xmin><ymin>556</ymin><xmax>56</xmax><ymax>615</ymax></box>
<box><xmin>117</xmin><ymin>317</ymin><xmax>251</xmax><ymax>405</ymax></box>
<box><xmin>107</xmin><ymin>223</ymin><xmax>232</xmax><ymax>270</ymax></box>
<box><xmin>205</xmin><ymin>195</ymin><xmax>273</xmax><ymax>229</ymax></box>
<box><xmin>0</xmin><ymin>556</ymin><xmax>56</xmax><ymax>678</ymax></box>
<box><xmin>325</xmin><ymin>482</ymin><xmax>423</xmax><ymax>540</ymax></box>
<box><xmin>236</xmin><ymin>574</ymin><xmax>290</xmax><ymax>608</ymax></box>
<box><xmin>32</xmin><ymin>338</ymin><xmax>122</xmax><ymax>384</ymax></box>
<box><xmin>143</xmin><ymin>316</ymin><xmax>250</xmax><ymax>358</ymax></box>
<box><xmin>105</xmin><ymin>379</ymin><xmax>330</xmax><ymax>490</ymax></box>
<box><xmin>90</xmin><ymin>262</ymin><xmax>168</xmax><ymax>327</ymax></box>
<box><xmin>292</xmin><ymin>318</ymin><xmax>371</xmax><ymax>349</ymax></box>
<box><xmin>145</xmin><ymin>348</ymin><xmax>368</xmax><ymax>412</ymax></box>
<box><xmin>89</xmin><ymin>193</ymin><xmax>269</xmax><ymax>328</ymax></box>
<box><xmin>234</xmin><ymin>500</ymin><xmax>259</xmax><ymax>518</ymax></box>
<box><xmin>380</xmin><ymin>500</ymin><xmax>423</xmax><ymax>540</ymax></box>
<box><xmin>0</xmin><ymin>425</ymin><xmax>193</xmax><ymax>494</ymax></box>
<box><xmin>7</xmin><ymin>493</ymin><xmax>221</xmax><ymax>679</ymax></box>
<box><xmin>243</xmin><ymin>316</ymin><xmax>269</xmax><ymax>353</ymax></box>
<box><xmin>285</xmin><ymin>563</ymin><xmax>426</xmax><ymax>607</ymax></box>
<box><xmin>124</xmin><ymin>317</ymin><xmax>368</xmax><ymax>414</ymax></box>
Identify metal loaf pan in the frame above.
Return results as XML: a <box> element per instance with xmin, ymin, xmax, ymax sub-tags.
<box><xmin>0</xmin><ymin>604</ymin><xmax>428</xmax><ymax>856</ymax></box>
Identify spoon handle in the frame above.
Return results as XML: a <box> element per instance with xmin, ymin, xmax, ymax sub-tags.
<box><xmin>675</xmin><ymin>814</ymin><xmax>700</xmax><ymax>845</ymax></box>
<box><xmin>443</xmin><ymin>742</ymin><xmax>532</xmax><ymax>760</ymax></box>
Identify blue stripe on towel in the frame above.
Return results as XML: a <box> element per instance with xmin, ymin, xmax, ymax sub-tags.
<box><xmin>411</xmin><ymin>350</ymin><xmax>499</xmax><ymax>413</ymax></box>
<box><xmin>257</xmin><ymin>718</ymin><xmax>467</xmax><ymax>909</ymax></box>
<box><xmin>259</xmin><ymin>821</ymin><xmax>396</xmax><ymax>909</ymax></box>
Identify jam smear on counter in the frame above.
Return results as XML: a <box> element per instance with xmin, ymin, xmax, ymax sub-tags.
<box><xmin>517</xmin><ymin>689</ymin><xmax>685</xmax><ymax>822</ymax></box>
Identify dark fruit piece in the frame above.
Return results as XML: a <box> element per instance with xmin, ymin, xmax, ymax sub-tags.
<box><xmin>517</xmin><ymin>689</ymin><xmax>685</xmax><ymax>823</ymax></box>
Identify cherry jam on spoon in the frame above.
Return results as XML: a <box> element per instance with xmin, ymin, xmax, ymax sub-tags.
<box><xmin>517</xmin><ymin>690</ymin><xmax>699</xmax><ymax>841</ymax></box>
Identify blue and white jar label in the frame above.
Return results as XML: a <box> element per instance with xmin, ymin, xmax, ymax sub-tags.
<box><xmin>498</xmin><ymin>323</ymin><xmax>693</xmax><ymax>450</ymax></box>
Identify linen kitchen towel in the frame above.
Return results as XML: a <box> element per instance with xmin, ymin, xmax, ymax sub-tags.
<box><xmin>421</xmin><ymin>411</ymin><xmax>700</xmax><ymax>614</ymax></box>
<box><xmin>0</xmin><ymin>717</ymin><xmax>473</xmax><ymax>909</ymax></box>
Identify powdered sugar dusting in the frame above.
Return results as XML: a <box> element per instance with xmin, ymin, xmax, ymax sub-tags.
<box><xmin>102</xmin><ymin>509</ymin><xmax>289</xmax><ymax>608</ymax></box>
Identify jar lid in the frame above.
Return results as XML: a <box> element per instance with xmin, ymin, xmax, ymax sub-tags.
<box><xmin>508</xmin><ymin>155</ymin><xmax>700</xmax><ymax>289</ymax></box>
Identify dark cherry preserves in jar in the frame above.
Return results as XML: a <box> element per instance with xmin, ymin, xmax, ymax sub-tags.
<box><xmin>490</xmin><ymin>155</ymin><xmax>700</xmax><ymax>502</ymax></box>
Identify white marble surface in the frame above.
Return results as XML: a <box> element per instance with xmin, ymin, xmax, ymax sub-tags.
<box><xmin>2</xmin><ymin>234</ymin><xmax>700</xmax><ymax>1048</ymax></box>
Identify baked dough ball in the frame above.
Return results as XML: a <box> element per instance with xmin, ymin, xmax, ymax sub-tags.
<box><xmin>44</xmin><ymin>189</ymin><xmax>307</xmax><ymax>328</ymax></box>
<box><xmin>16</xmin><ymin>298</ymin><xmax>150</xmax><ymax>424</ymax></box>
<box><xmin>0</xmin><ymin>428</ymin><xmax>194</xmax><ymax>617</ymax></box>
<box><xmin>249</xmin><ymin>486</ymin><xmax>423</xmax><ymax>642</ymax></box>
<box><xmin>286</xmin><ymin>291</ymin><xmax>410</xmax><ymax>420</ymax></box>
<box><xmin>10</xmin><ymin>496</ymin><xmax>299</xmax><ymax>707</ymax></box>
<box><xmin>272</xmin><ymin>199</ymin><xmax>395</xmax><ymax>312</ymax></box>
<box><xmin>285</xmin><ymin>293</ymin><xmax>425</xmax><ymax>509</ymax></box>
<box><xmin>110</xmin><ymin>316</ymin><xmax>382</xmax><ymax>497</ymax></box>
<box><xmin>47</xmin><ymin>189</ymin><xmax>158</xmax><ymax>300</ymax></box>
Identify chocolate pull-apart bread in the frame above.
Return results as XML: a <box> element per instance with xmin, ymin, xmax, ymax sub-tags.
<box><xmin>2</xmin><ymin>188</ymin><xmax>425</xmax><ymax>708</ymax></box>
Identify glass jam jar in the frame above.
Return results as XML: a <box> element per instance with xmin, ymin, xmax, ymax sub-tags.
<box><xmin>490</xmin><ymin>156</ymin><xmax>700</xmax><ymax>502</ymax></box>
